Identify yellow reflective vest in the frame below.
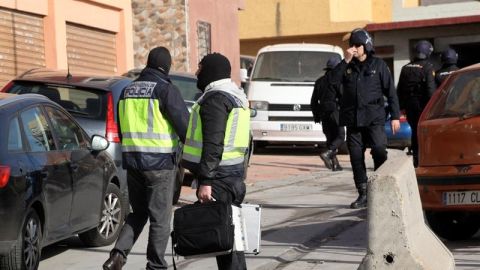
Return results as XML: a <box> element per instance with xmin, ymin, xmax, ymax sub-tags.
<box><xmin>119</xmin><ymin>96</ymin><xmax>178</xmax><ymax>154</ymax></box>
<box><xmin>182</xmin><ymin>94</ymin><xmax>250</xmax><ymax>166</ymax></box>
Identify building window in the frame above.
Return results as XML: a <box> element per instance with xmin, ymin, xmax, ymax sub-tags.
<box><xmin>197</xmin><ymin>21</ymin><xmax>211</xmax><ymax>63</ymax></box>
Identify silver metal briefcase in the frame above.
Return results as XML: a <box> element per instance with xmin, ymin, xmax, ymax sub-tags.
<box><xmin>232</xmin><ymin>203</ymin><xmax>261</xmax><ymax>255</ymax></box>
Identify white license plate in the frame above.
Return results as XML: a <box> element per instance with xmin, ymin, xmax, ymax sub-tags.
<box><xmin>443</xmin><ymin>191</ymin><xmax>480</xmax><ymax>205</ymax></box>
<box><xmin>280</xmin><ymin>123</ymin><xmax>312</xmax><ymax>132</ymax></box>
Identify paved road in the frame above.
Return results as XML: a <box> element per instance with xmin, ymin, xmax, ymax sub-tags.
<box><xmin>38</xmin><ymin>147</ymin><xmax>480</xmax><ymax>269</ymax></box>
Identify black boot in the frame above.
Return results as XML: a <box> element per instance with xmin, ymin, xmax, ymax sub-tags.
<box><xmin>350</xmin><ymin>183</ymin><xmax>367</xmax><ymax>209</ymax></box>
<box><xmin>320</xmin><ymin>150</ymin><xmax>334</xmax><ymax>170</ymax></box>
<box><xmin>332</xmin><ymin>155</ymin><xmax>343</xmax><ymax>171</ymax></box>
<box><xmin>103</xmin><ymin>250</ymin><xmax>126</xmax><ymax>270</ymax></box>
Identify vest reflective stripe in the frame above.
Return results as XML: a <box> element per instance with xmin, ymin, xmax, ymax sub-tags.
<box><xmin>182</xmin><ymin>100</ymin><xmax>250</xmax><ymax>166</ymax></box>
<box><xmin>119</xmin><ymin>98</ymin><xmax>178</xmax><ymax>153</ymax></box>
<box><xmin>122</xmin><ymin>132</ymin><xmax>174</xmax><ymax>140</ymax></box>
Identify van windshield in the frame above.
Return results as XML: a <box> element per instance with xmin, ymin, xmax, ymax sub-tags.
<box><xmin>251</xmin><ymin>51</ymin><xmax>340</xmax><ymax>82</ymax></box>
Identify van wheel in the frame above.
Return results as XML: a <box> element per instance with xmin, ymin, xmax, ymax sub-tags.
<box><xmin>254</xmin><ymin>141</ymin><xmax>267</xmax><ymax>153</ymax></box>
<box><xmin>337</xmin><ymin>142</ymin><xmax>349</xmax><ymax>155</ymax></box>
<box><xmin>425</xmin><ymin>211</ymin><xmax>480</xmax><ymax>241</ymax></box>
<box><xmin>0</xmin><ymin>209</ymin><xmax>42</xmax><ymax>270</ymax></box>
<box><xmin>79</xmin><ymin>183</ymin><xmax>125</xmax><ymax>246</ymax></box>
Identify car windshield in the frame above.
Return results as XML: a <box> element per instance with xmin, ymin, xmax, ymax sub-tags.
<box><xmin>426</xmin><ymin>70</ymin><xmax>480</xmax><ymax>120</ymax></box>
<box><xmin>251</xmin><ymin>51</ymin><xmax>339</xmax><ymax>82</ymax></box>
<box><xmin>7</xmin><ymin>82</ymin><xmax>106</xmax><ymax>119</ymax></box>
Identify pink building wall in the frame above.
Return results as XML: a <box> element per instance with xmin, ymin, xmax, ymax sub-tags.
<box><xmin>187</xmin><ymin>0</ymin><xmax>244</xmax><ymax>84</ymax></box>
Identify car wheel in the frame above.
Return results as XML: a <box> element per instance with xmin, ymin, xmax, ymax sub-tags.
<box><xmin>79</xmin><ymin>183</ymin><xmax>125</xmax><ymax>246</ymax></box>
<box><xmin>0</xmin><ymin>209</ymin><xmax>42</xmax><ymax>270</ymax></box>
<box><xmin>425</xmin><ymin>211</ymin><xmax>480</xmax><ymax>241</ymax></box>
<box><xmin>173</xmin><ymin>165</ymin><xmax>185</xmax><ymax>205</ymax></box>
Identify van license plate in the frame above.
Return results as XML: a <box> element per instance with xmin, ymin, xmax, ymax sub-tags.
<box><xmin>280</xmin><ymin>124</ymin><xmax>312</xmax><ymax>132</ymax></box>
<box><xmin>443</xmin><ymin>191</ymin><xmax>480</xmax><ymax>205</ymax></box>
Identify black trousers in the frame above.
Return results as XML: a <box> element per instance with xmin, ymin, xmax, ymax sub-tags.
<box><xmin>321</xmin><ymin>112</ymin><xmax>345</xmax><ymax>151</ymax></box>
<box><xmin>405</xmin><ymin>99</ymin><xmax>424</xmax><ymax>166</ymax></box>
<box><xmin>203</xmin><ymin>177</ymin><xmax>247</xmax><ymax>270</ymax></box>
<box><xmin>346</xmin><ymin>125</ymin><xmax>387</xmax><ymax>187</ymax></box>
<box><xmin>113</xmin><ymin>169</ymin><xmax>175</xmax><ymax>270</ymax></box>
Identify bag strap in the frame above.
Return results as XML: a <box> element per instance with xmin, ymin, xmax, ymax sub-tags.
<box><xmin>171</xmin><ymin>232</ymin><xmax>177</xmax><ymax>270</ymax></box>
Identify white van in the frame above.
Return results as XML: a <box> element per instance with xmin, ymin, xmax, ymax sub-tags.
<box><xmin>248</xmin><ymin>43</ymin><xmax>344</xmax><ymax>148</ymax></box>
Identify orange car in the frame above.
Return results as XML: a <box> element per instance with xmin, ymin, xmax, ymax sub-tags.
<box><xmin>417</xmin><ymin>63</ymin><xmax>480</xmax><ymax>240</ymax></box>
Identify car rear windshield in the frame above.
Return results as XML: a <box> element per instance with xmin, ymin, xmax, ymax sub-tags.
<box><xmin>170</xmin><ymin>75</ymin><xmax>201</xmax><ymax>102</ymax></box>
<box><xmin>7</xmin><ymin>81</ymin><xmax>106</xmax><ymax>119</ymax></box>
<box><xmin>426</xmin><ymin>70</ymin><xmax>480</xmax><ymax>120</ymax></box>
<box><xmin>251</xmin><ymin>51</ymin><xmax>340</xmax><ymax>82</ymax></box>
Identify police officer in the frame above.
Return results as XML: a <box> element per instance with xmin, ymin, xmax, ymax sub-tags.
<box><xmin>182</xmin><ymin>53</ymin><xmax>250</xmax><ymax>270</ymax></box>
<box><xmin>435</xmin><ymin>48</ymin><xmax>459</xmax><ymax>86</ymax></box>
<box><xmin>397</xmin><ymin>40</ymin><xmax>436</xmax><ymax>167</ymax></box>
<box><xmin>328</xmin><ymin>28</ymin><xmax>400</xmax><ymax>209</ymax></box>
<box><xmin>311</xmin><ymin>55</ymin><xmax>345</xmax><ymax>171</ymax></box>
<box><xmin>103</xmin><ymin>47</ymin><xmax>189</xmax><ymax>270</ymax></box>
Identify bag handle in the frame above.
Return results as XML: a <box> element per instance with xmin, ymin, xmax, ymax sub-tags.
<box><xmin>171</xmin><ymin>232</ymin><xmax>177</xmax><ymax>270</ymax></box>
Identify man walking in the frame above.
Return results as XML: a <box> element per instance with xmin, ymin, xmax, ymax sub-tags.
<box><xmin>328</xmin><ymin>28</ymin><xmax>400</xmax><ymax>209</ymax></box>
<box><xmin>182</xmin><ymin>53</ymin><xmax>250</xmax><ymax>270</ymax></box>
<box><xmin>397</xmin><ymin>40</ymin><xmax>436</xmax><ymax>167</ymax></box>
<box><xmin>311</xmin><ymin>55</ymin><xmax>345</xmax><ymax>171</ymax></box>
<box><xmin>103</xmin><ymin>46</ymin><xmax>189</xmax><ymax>270</ymax></box>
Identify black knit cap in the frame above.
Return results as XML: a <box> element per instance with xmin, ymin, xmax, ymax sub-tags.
<box><xmin>146</xmin><ymin>46</ymin><xmax>172</xmax><ymax>74</ymax></box>
<box><xmin>197</xmin><ymin>53</ymin><xmax>231</xmax><ymax>91</ymax></box>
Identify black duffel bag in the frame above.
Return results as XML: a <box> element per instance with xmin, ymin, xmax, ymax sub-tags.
<box><xmin>171</xmin><ymin>201</ymin><xmax>234</xmax><ymax>257</ymax></box>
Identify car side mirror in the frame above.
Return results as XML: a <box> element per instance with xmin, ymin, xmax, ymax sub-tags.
<box><xmin>240</xmin><ymin>68</ymin><xmax>249</xmax><ymax>83</ymax></box>
<box><xmin>90</xmin><ymin>135</ymin><xmax>110</xmax><ymax>151</ymax></box>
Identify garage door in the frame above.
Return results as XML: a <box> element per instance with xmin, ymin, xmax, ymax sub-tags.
<box><xmin>0</xmin><ymin>9</ymin><xmax>45</xmax><ymax>87</ymax></box>
<box><xmin>66</xmin><ymin>23</ymin><xmax>117</xmax><ymax>75</ymax></box>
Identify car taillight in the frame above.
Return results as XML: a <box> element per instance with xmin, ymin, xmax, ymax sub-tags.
<box><xmin>106</xmin><ymin>92</ymin><xmax>120</xmax><ymax>143</ymax></box>
<box><xmin>0</xmin><ymin>81</ymin><xmax>13</xmax><ymax>92</ymax></box>
<box><xmin>0</xmin><ymin>165</ymin><xmax>11</xmax><ymax>188</ymax></box>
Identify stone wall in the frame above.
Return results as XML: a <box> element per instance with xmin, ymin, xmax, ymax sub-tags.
<box><xmin>132</xmin><ymin>0</ymin><xmax>188</xmax><ymax>72</ymax></box>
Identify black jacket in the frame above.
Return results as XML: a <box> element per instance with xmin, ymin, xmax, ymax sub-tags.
<box><xmin>194</xmin><ymin>91</ymin><xmax>246</xmax><ymax>186</ymax></box>
<box><xmin>397</xmin><ymin>59</ymin><xmax>436</xmax><ymax>110</ymax></box>
<box><xmin>328</xmin><ymin>56</ymin><xmax>400</xmax><ymax>127</ymax></box>
<box><xmin>435</xmin><ymin>64</ymin><xmax>459</xmax><ymax>86</ymax></box>
<box><xmin>310</xmin><ymin>71</ymin><xmax>342</xmax><ymax>123</ymax></box>
<box><xmin>118</xmin><ymin>67</ymin><xmax>189</xmax><ymax>171</ymax></box>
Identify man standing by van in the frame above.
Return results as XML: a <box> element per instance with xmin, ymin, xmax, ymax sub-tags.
<box><xmin>311</xmin><ymin>55</ymin><xmax>345</xmax><ymax>171</ymax></box>
<box><xmin>328</xmin><ymin>28</ymin><xmax>400</xmax><ymax>209</ymax></box>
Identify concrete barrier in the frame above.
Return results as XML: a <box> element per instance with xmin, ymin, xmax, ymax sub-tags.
<box><xmin>358</xmin><ymin>150</ymin><xmax>455</xmax><ymax>270</ymax></box>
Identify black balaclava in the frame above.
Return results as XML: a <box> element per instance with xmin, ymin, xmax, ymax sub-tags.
<box><xmin>146</xmin><ymin>46</ymin><xmax>172</xmax><ymax>74</ymax></box>
<box><xmin>196</xmin><ymin>53</ymin><xmax>231</xmax><ymax>91</ymax></box>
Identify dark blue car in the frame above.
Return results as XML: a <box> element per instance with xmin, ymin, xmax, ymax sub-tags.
<box><xmin>0</xmin><ymin>93</ymin><xmax>125</xmax><ymax>270</ymax></box>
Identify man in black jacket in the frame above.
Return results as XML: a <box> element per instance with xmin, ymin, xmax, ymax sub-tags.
<box><xmin>103</xmin><ymin>47</ymin><xmax>189</xmax><ymax>270</ymax></box>
<box><xmin>311</xmin><ymin>55</ymin><xmax>345</xmax><ymax>171</ymax></box>
<box><xmin>397</xmin><ymin>40</ymin><xmax>436</xmax><ymax>167</ymax></box>
<box><xmin>182</xmin><ymin>53</ymin><xmax>250</xmax><ymax>270</ymax></box>
<box><xmin>435</xmin><ymin>48</ymin><xmax>459</xmax><ymax>86</ymax></box>
<box><xmin>328</xmin><ymin>28</ymin><xmax>400</xmax><ymax>209</ymax></box>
